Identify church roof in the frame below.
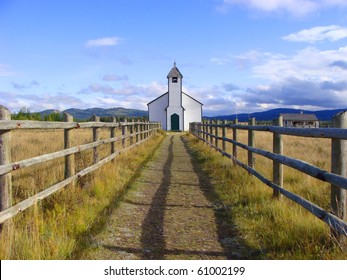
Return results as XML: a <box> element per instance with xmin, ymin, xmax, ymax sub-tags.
<box><xmin>281</xmin><ymin>113</ymin><xmax>318</xmax><ymax>121</ymax></box>
<box><xmin>147</xmin><ymin>92</ymin><xmax>168</xmax><ymax>106</ymax></box>
<box><xmin>167</xmin><ymin>62</ymin><xmax>183</xmax><ymax>78</ymax></box>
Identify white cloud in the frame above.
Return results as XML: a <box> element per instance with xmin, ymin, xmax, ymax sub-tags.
<box><xmin>201</xmin><ymin>44</ymin><xmax>347</xmax><ymax>116</ymax></box>
<box><xmin>283</xmin><ymin>25</ymin><xmax>347</xmax><ymax>43</ymax></box>
<box><xmin>85</xmin><ymin>36</ymin><xmax>123</xmax><ymax>47</ymax></box>
<box><xmin>218</xmin><ymin>0</ymin><xmax>347</xmax><ymax>16</ymax></box>
<box><xmin>80</xmin><ymin>81</ymin><xmax>166</xmax><ymax>98</ymax></box>
<box><xmin>237</xmin><ymin>77</ymin><xmax>347</xmax><ymax>109</ymax></box>
<box><xmin>251</xmin><ymin>46</ymin><xmax>347</xmax><ymax>82</ymax></box>
<box><xmin>211</xmin><ymin>50</ymin><xmax>285</xmax><ymax>70</ymax></box>
<box><xmin>187</xmin><ymin>85</ymin><xmax>245</xmax><ymax>116</ymax></box>
<box><xmin>12</xmin><ymin>80</ymin><xmax>40</xmax><ymax>90</ymax></box>
<box><xmin>224</xmin><ymin>45</ymin><xmax>347</xmax><ymax>112</ymax></box>
<box><xmin>78</xmin><ymin>81</ymin><xmax>167</xmax><ymax>110</ymax></box>
<box><xmin>0</xmin><ymin>64</ymin><xmax>12</xmax><ymax>76</ymax></box>
<box><xmin>0</xmin><ymin>91</ymin><xmax>91</xmax><ymax>112</ymax></box>
<box><xmin>210</xmin><ymin>57</ymin><xmax>230</xmax><ymax>65</ymax></box>
<box><xmin>102</xmin><ymin>74</ymin><xmax>128</xmax><ymax>81</ymax></box>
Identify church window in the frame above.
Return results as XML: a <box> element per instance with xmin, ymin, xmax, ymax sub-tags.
<box><xmin>172</xmin><ymin>77</ymin><xmax>178</xmax><ymax>83</ymax></box>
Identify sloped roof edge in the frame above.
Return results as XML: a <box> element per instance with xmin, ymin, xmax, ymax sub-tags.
<box><xmin>147</xmin><ymin>92</ymin><xmax>168</xmax><ymax>106</ymax></box>
<box><xmin>280</xmin><ymin>113</ymin><xmax>318</xmax><ymax>121</ymax></box>
<box><xmin>182</xmin><ymin>91</ymin><xmax>203</xmax><ymax>105</ymax></box>
<box><xmin>167</xmin><ymin>63</ymin><xmax>183</xmax><ymax>78</ymax></box>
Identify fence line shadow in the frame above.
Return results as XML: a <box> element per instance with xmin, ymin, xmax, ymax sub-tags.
<box><xmin>181</xmin><ymin>135</ymin><xmax>259</xmax><ymax>259</ymax></box>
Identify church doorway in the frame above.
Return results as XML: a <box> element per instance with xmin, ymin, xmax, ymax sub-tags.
<box><xmin>171</xmin><ymin>114</ymin><xmax>179</xmax><ymax>130</ymax></box>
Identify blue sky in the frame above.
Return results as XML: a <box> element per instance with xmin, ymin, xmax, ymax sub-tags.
<box><xmin>1</xmin><ymin>0</ymin><xmax>347</xmax><ymax>116</ymax></box>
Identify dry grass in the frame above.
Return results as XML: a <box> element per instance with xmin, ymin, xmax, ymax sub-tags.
<box><xmin>186</xmin><ymin>129</ymin><xmax>347</xmax><ymax>259</ymax></box>
<box><xmin>0</xmin><ymin>128</ymin><xmax>165</xmax><ymax>259</ymax></box>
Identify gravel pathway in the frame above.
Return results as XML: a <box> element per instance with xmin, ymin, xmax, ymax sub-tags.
<box><xmin>81</xmin><ymin>133</ymin><xmax>252</xmax><ymax>260</ymax></box>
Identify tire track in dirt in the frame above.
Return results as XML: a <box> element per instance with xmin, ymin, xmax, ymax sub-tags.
<box><xmin>81</xmin><ymin>133</ymin><xmax>253</xmax><ymax>260</ymax></box>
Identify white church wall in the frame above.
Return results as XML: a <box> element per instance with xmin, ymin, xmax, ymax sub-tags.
<box><xmin>148</xmin><ymin>93</ymin><xmax>168</xmax><ymax>130</ymax></box>
<box><xmin>182</xmin><ymin>93</ymin><xmax>202</xmax><ymax>131</ymax></box>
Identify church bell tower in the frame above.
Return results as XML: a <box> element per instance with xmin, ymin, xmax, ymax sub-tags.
<box><xmin>166</xmin><ymin>62</ymin><xmax>184</xmax><ymax>130</ymax></box>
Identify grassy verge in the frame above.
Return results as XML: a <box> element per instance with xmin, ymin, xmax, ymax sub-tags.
<box><xmin>0</xmin><ymin>131</ymin><xmax>165</xmax><ymax>259</ymax></box>
<box><xmin>184</xmin><ymin>133</ymin><xmax>347</xmax><ymax>259</ymax></box>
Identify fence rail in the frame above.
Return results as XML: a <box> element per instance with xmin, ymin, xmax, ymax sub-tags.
<box><xmin>0</xmin><ymin>105</ymin><xmax>161</xmax><ymax>225</ymax></box>
<box><xmin>190</xmin><ymin>111</ymin><xmax>347</xmax><ymax>248</ymax></box>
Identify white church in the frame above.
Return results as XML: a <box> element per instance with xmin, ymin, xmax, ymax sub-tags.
<box><xmin>147</xmin><ymin>63</ymin><xmax>202</xmax><ymax>131</ymax></box>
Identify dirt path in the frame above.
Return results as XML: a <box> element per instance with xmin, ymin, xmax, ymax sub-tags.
<box><xmin>81</xmin><ymin>133</ymin><xmax>252</xmax><ymax>260</ymax></box>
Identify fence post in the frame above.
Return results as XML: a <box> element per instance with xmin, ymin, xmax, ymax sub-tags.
<box><xmin>0</xmin><ymin>106</ymin><xmax>12</xmax><ymax>221</ymax></box>
<box><xmin>331</xmin><ymin>111</ymin><xmax>347</xmax><ymax>246</ymax></box>
<box><xmin>222</xmin><ymin>120</ymin><xmax>227</xmax><ymax>153</ymax></box>
<box><xmin>92</xmin><ymin>115</ymin><xmax>100</xmax><ymax>164</ymax></box>
<box><xmin>209</xmin><ymin>120</ymin><xmax>213</xmax><ymax>145</ymax></box>
<box><xmin>248</xmin><ymin>117</ymin><xmax>256</xmax><ymax>169</ymax></box>
<box><xmin>148</xmin><ymin>122</ymin><xmax>151</xmax><ymax>138</ymax></box>
<box><xmin>135</xmin><ymin>119</ymin><xmax>139</xmax><ymax>143</ymax></box>
<box><xmin>273</xmin><ymin>115</ymin><xmax>283</xmax><ymax>198</ymax></box>
<box><xmin>215</xmin><ymin>120</ymin><xmax>219</xmax><ymax>149</ymax></box>
<box><xmin>141</xmin><ymin>122</ymin><xmax>144</xmax><ymax>141</ymax></box>
<box><xmin>64</xmin><ymin>113</ymin><xmax>75</xmax><ymax>183</ymax></box>
<box><xmin>122</xmin><ymin>119</ymin><xmax>127</xmax><ymax>148</ymax></box>
<box><xmin>110</xmin><ymin>117</ymin><xmax>117</xmax><ymax>160</ymax></box>
<box><xmin>202</xmin><ymin>120</ymin><xmax>207</xmax><ymax>144</ymax></box>
<box><xmin>232</xmin><ymin>118</ymin><xmax>238</xmax><ymax>163</ymax></box>
<box><xmin>130</xmin><ymin>119</ymin><xmax>134</xmax><ymax>146</ymax></box>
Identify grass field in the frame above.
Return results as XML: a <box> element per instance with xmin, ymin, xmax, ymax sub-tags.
<box><xmin>0</xmin><ymin>128</ymin><xmax>165</xmax><ymax>259</ymax></box>
<box><xmin>1</xmin><ymin>125</ymin><xmax>346</xmax><ymax>259</ymax></box>
<box><xmin>185</xmin><ymin>128</ymin><xmax>347</xmax><ymax>259</ymax></box>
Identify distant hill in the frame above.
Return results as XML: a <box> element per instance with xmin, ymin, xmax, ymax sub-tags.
<box><xmin>39</xmin><ymin>107</ymin><xmax>148</xmax><ymax>120</ymax></box>
<box><xmin>207</xmin><ymin>108</ymin><xmax>347</xmax><ymax>122</ymax></box>
<box><xmin>37</xmin><ymin>107</ymin><xmax>346</xmax><ymax>122</ymax></box>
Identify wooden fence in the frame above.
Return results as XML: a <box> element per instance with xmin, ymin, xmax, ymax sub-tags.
<box><xmin>190</xmin><ymin>111</ymin><xmax>347</xmax><ymax>247</ymax></box>
<box><xmin>0</xmin><ymin>105</ymin><xmax>161</xmax><ymax>225</ymax></box>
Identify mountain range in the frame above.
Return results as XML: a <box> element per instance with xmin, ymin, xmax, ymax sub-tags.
<box><xmin>38</xmin><ymin>107</ymin><xmax>347</xmax><ymax>122</ymax></box>
<box><xmin>207</xmin><ymin>108</ymin><xmax>347</xmax><ymax>122</ymax></box>
<box><xmin>39</xmin><ymin>107</ymin><xmax>148</xmax><ymax>120</ymax></box>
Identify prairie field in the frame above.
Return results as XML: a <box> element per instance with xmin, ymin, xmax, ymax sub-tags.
<box><xmin>1</xmin><ymin>125</ymin><xmax>346</xmax><ymax>260</ymax></box>
<box><xmin>0</xmin><ymin>128</ymin><xmax>165</xmax><ymax>259</ymax></box>
<box><xmin>186</xmin><ymin>128</ymin><xmax>347</xmax><ymax>259</ymax></box>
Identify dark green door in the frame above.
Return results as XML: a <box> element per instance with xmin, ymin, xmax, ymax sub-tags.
<box><xmin>171</xmin><ymin>114</ymin><xmax>179</xmax><ymax>130</ymax></box>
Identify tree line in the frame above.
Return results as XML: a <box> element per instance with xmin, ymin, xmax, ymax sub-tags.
<box><xmin>11</xmin><ymin>107</ymin><xmax>148</xmax><ymax>122</ymax></box>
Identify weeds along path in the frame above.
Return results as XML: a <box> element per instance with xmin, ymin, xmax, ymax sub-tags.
<box><xmin>81</xmin><ymin>133</ymin><xmax>253</xmax><ymax>260</ymax></box>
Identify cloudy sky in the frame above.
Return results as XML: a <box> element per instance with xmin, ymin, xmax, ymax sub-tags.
<box><xmin>1</xmin><ymin>0</ymin><xmax>347</xmax><ymax>116</ymax></box>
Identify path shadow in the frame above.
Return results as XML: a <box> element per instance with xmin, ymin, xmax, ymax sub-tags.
<box><xmin>140</xmin><ymin>135</ymin><xmax>174</xmax><ymax>259</ymax></box>
<box><xmin>181</xmin><ymin>135</ymin><xmax>260</xmax><ymax>259</ymax></box>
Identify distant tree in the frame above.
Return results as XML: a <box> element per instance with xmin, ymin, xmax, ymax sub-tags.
<box><xmin>43</xmin><ymin>112</ymin><xmax>63</xmax><ymax>121</ymax></box>
<box><xmin>11</xmin><ymin>107</ymin><xmax>63</xmax><ymax>121</ymax></box>
<box><xmin>100</xmin><ymin>116</ymin><xmax>117</xmax><ymax>122</ymax></box>
<box><xmin>12</xmin><ymin>107</ymin><xmax>39</xmax><ymax>120</ymax></box>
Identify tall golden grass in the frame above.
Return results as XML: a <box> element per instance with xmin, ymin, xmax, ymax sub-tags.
<box><xmin>0</xmin><ymin>128</ymin><xmax>164</xmax><ymax>259</ymax></box>
<box><xmin>186</xmin><ymin>129</ymin><xmax>346</xmax><ymax>259</ymax></box>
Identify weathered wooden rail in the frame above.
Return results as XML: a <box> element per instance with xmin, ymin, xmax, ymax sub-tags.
<box><xmin>190</xmin><ymin>111</ymin><xmax>347</xmax><ymax>248</ymax></box>
<box><xmin>0</xmin><ymin>105</ymin><xmax>161</xmax><ymax>225</ymax></box>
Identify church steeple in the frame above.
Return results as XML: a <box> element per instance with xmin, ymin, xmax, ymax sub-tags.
<box><xmin>167</xmin><ymin>62</ymin><xmax>183</xmax><ymax>108</ymax></box>
<box><xmin>167</xmin><ymin>62</ymin><xmax>183</xmax><ymax>79</ymax></box>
